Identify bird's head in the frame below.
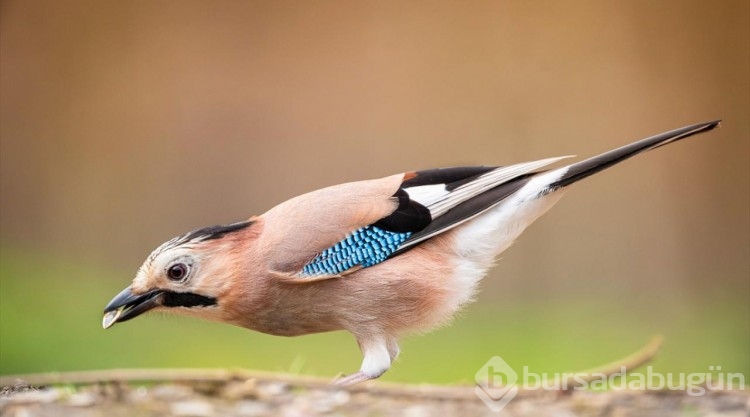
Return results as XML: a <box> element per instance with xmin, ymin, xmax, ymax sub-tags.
<box><xmin>102</xmin><ymin>220</ymin><xmax>256</xmax><ymax>329</ymax></box>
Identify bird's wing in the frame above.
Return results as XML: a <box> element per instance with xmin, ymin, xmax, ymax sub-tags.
<box><xmin>261</xmin><ymin>157</ymin><xmax>571</xmax><ymax>282</ymax></box>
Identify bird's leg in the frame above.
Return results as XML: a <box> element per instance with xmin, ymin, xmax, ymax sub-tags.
<box><xmin>386</xmin><ymin>337</ymin><xmax>400</xmax><ymax>362</ymax></box>
<box><xmin>332</xmin><ymin>335</ymin><xmax>393</xmax><ymax>387</ymax></box>
<box><xmin>331</xmin><ymin>371</ymin><xmax>376</xmax><ymax>386</ymax></box>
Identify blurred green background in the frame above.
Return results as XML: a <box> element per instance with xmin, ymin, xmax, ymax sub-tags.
<box><xmin>1</xmin><ymin>1</ymin><xmax>748</xmax><ymax>384</ymax></box>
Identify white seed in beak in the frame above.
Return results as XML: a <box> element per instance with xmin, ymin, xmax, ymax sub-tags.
<box><xmin>102</xmin><ymin>308</ymin><xmax>123</xmax><ymax>329</ymax></box>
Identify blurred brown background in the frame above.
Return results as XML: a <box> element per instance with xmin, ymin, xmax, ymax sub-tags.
<box><xmin>1</xmin><ymin>1</ymin><xmax>748</xmax><ymax>381</ymax></box>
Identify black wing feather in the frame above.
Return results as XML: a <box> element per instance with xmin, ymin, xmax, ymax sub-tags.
<box><xmin>401</xmin><ymin>166</ymin><xmax>496</xmax><ymax>188</ymax></box>
<box><xmin>373</xmin><ymin>165</ymin><xmax>529</xmax><ymax>253</ymax></box>
<box><xmin>392</xmin><ymin>174</ymin><xmax>535</xmax><ymax>256</ymax></box>
<box><xmin>374</xmin><ymin>166</ymin><xmax>498</xmax><ymax>234</ymax></box>
<box><xmin>372</xmin><ymin>189</ymin><xmax>432</xmax><ymax>233</ymax></box>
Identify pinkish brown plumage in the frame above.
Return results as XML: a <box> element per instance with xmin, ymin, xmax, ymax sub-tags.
<box><xmin>103</xmin><ymin>121</ymin><xmax>720</xmax><ymax>385</ymax></box>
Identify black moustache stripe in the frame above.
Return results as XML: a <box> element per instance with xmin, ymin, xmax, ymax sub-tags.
<box><xmin>161</xmin><ymin>291</ymin><xmax>217</xmax><ymax>308</ymax></box>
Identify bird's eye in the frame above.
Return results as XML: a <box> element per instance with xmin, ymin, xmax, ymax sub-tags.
<box><xmin>167</xmin><ymin>263</ymin><xmax>189</xmax><ymax>281</ymax></box>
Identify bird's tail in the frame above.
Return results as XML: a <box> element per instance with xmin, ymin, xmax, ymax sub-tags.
<box><xmin>551</xmin><ymin>120</ymin><xmax>721</xmax><ymax>188</ymax></box>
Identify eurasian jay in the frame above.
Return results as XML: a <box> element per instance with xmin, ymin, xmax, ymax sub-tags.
<box><xmin>103</xmin><ymin>120</ymin><xmax>720</xmax><ymax>385</ymax></box>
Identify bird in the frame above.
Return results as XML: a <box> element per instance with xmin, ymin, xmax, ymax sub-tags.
<box><xmin>103</xmin><ymin>120</ymin><xmax>720</xmax><ymax>386</ymax></box>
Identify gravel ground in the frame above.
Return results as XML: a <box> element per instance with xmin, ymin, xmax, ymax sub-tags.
<box><xmin>1</xmin><ymin>373</ymin><xmax>748</xmax><ymax>417</ymax></box>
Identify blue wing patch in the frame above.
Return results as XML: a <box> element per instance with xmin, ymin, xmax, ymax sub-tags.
<box><xmin>301</xmin><ymin>226</ymin><xmax>412</xmax><ymax>277</ymax></box>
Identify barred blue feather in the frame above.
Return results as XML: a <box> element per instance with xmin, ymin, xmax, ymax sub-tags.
<box><xmin>301</xmin><ymin>226</ymin><xmax>411</xmax><ymax>276</ymax></box>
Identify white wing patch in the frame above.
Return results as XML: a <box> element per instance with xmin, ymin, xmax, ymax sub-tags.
<box><xmin>403</xmin><ymin>184</ymin><xmax>449</xmax><ymax>207</ymax></box>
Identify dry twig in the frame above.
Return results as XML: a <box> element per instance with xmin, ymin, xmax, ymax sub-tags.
<box><xmin>0</xmin><ymin>336</ymin><xmax>664</xmax><ymax>399</ymax></box>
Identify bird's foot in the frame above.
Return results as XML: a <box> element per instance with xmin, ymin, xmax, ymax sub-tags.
<box><xmin>331</xmin><ymin>371</ymin><xmax>376</xmax><ymax>387</ymax></box>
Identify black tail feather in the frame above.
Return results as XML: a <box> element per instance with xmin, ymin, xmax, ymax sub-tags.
<box><xmin>552</xmin><ymin>120</ymin><xmax>721</xmax><ymax>188</ymax></box>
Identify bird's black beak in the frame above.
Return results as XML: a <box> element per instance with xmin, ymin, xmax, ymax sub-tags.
<box><xmin>102</xmin><ymin>287</ymin><xmax>163</xmax><ymax>329</ymax></box>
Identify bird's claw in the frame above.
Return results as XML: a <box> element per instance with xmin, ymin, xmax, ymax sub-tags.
<box><xmin>331</xmin><ymin>371</ymin><xmax>371</xmax><ymax>387</ymax></box>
